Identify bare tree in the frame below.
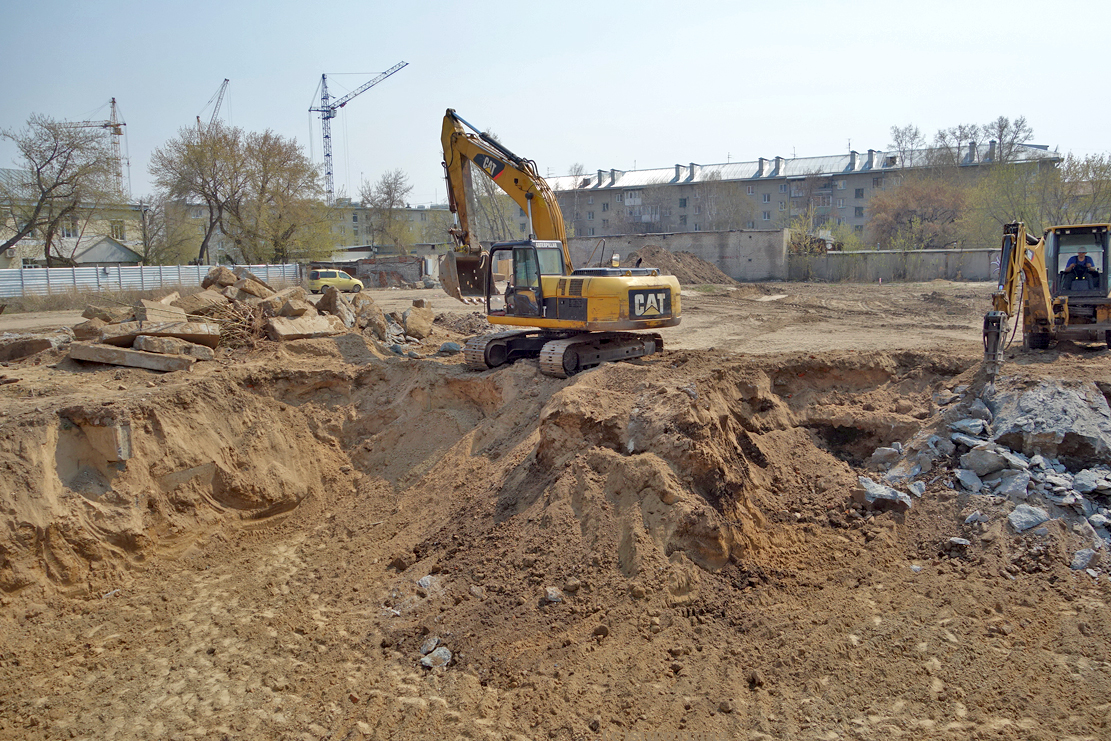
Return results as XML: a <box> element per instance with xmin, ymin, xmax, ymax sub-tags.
<box><xmin>888</xmin><ymin>124</ymin><xmax>925</xmax><ymax>167</ymax></box>
<box><xmin>981</xmin><ymin>116</ymin><xmax>1034</xmax><ymax>163</ymax></box>
<box><xmin>360</xmin><ymin>169</ymin><xmax>415</xmax><ymax>252</ymax></box>
<box><xmin>0</xmin><ymin>114</ymin><xmax>119</xmax><ymax>265</ymax></box>
<box><xmin>929</xmin><ymin>123</ymin><xmax>982</xmax><ymax>169</ymax></box>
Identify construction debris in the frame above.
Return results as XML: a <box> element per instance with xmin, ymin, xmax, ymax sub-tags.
<box><xmin>99</xmin><ymin>321</ymin><xmax>222</xmax><ymax>348</ymax></box>
<box><xmin>69</xmin><ymin>342</ymin><xmax>197</xmax><ymax>372</ymax></box>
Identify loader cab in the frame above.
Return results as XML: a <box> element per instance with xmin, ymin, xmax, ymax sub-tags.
<box><xmin>486</xmin><ymin>240</ymin><xmax>568</xmax><ymax>318</ymax></box>
<box><xmin>1048</xmin><ymin>225</ymin><xmax>1109</xmax><ymax>297</ymax></box>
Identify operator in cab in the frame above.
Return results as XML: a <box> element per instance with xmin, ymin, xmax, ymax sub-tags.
<box><xmin>1064</xmin><ymin>247</ymin><xmax>1097</xmax><ymax>289</ymax></box>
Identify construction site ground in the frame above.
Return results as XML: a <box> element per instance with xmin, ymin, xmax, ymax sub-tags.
<box><xmin>2</xmin><ymin>279</ymin><xmax>1111</xmax><ymax>741</ymax></box>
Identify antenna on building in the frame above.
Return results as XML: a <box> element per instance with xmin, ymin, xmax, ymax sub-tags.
<box><xmin>727</xmin><ymin>152</ymin><xmax>731</xmax><ymax>162</ymax></box>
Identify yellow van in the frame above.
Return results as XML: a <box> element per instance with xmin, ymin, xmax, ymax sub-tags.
<box><xmin>308</xmin><ymin>269</ymin><xmax>363</xmax><ymax>294</ymax></box>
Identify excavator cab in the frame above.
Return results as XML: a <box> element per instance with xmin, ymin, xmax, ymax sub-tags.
<box><xmin>1048</xmin><ymin>227</ymin><xmax>1109</xmax><ymax>297</ymax></box>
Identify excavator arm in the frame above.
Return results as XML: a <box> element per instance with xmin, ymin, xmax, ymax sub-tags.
<box><xmin>983</xmin><ymin>222</ymin><xmax>1056</xmax><ymax>379</ymax></box>
<box><xmin>440</xmin><ymin>109</ymin><xmax>569</xmax><ymax>299</ymax></box>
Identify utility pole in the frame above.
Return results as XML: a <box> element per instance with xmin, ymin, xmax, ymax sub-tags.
<box><xmin>310</xmin><ymin>61</ymin><xmax>408</xmax><ymax>204</ymax></box>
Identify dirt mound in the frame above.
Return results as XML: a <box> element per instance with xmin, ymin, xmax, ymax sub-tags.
<box><xmin>433</xmin><ymin>310</ymin><xmax>494</xmax><ymax>336</ymax></box>
<box><xmin>623</xmin><ymin>244</ymin><xmax>737</xmax><ymax>285</ymax></box>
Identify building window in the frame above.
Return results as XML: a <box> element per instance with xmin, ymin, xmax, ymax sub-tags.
<box><xmin>602</xmin><ymin>202</ymin><xmax>609</xmax><ymax>212</ymax></box>
<box><xmin>872</xmin><ymin>177</ymin><xmax>884</xmax><ymax>188</ymax></box>
<box><xmin>109</xmin><ymin>220</ymin><xmax>125</xmax><ymax>240</ymax></box>
<box><xmin>762</xmin><ymin>193</ymin><xmax>770</xmax><ymax>203</ymax></box>
<box><xmin>587</xmin><ymin>211</ymin><xmax>594</xmax><ymax>220</ymax></box>
<box><xmin>679</xmin><ymin>215</ymin><xmax>687</xmax><ymax>226</ymax></box>
<box><xmin>352</xmin><ymin>214</ymin><xmax>358</xmax><ymax>223</ymax></box>
<box><xmin>519</xmin><ymin>207</ymin><xmax>526</xmax><ymax>217</ymax></box>
<box><xmin>694</xmin><ymin>204</ymin><xmax>701</xmax><ymax>214</ymax></box>
<box><xmin>854</xmin><ymin>225</ymin><xmax>864</xmax><ymax>233</ymax></box>
<box><xmin>854</xmin><ymin>206</ymin><xmax>865</xmax><ymax>218</ymax></box>
<box><xmin>589</xmin><ymin>227</ymin><xmax>595</xmax><ymax>236</ymax></box>
<box><xmin>778</xmin><ymin>201</ymin><xmax>786</xmax><ymax>211</ymax></box>
<box><xmin>353</xmin><ymin>226</ymin><xmax>359</xmax><ymax>237</ymax></box>
<box><xmin>420</xmin><ymin>212</ymin><xmax>427</xmax><ymax>221</ymax></box>
<box><xmin>61</xmin><ymin>217</ymin><xmax>79</xmax><ymax>239</ymax></box>
<box><xmin>746</xmin><ymin>221</ymin><xmax>755</xmax><ymax>229</ymax></box>
<box><xmin>601</xmin><ymin>219</ymin><xmax>608</xmax><ymax>226</ymax></box>
<box><xmin>615</xmin><ymin>194</ymin><xmax>622</xmax><ymax>203</ymax></box>
<box><xmin>812</xmin><ymin>195</ymin><xmax>831</xmax><ymax>208</ymax></box>
<box><xmin>678</xmin><ymin>198</ymin><xmax>687</xmax><ymax>208</ymax></box>
<box><xmin>837</xmin><ymin>179</ymin><xmax>846</xmax><ymax>190</ymax></box>
<box><xmin>779</xmin><ymin>183</ymin><xmax>788</xmax><ymax>193</ymax></box>
<box><xmin>837</xmin><ymin>198</ymin><xmax>845</xmax><ymax>208</ymax></box>
<box><xmin>746</xmin><ymin>185</ymin><xmax>755</xmax><ymax>196</ymax></box>
<box><xmin>694</xmin><ymin>223</ymin><xmax>701</xmax><ymax>231</ymax></box>
<box><xmin>762</xmin><ymin>211</ymin><xmax>771</xmax><ymax>221</ymax></box>
<box><xmin>855</xmin><ymin>188</ymin><xmax>865</xmax><ymax>199</ymax></box>
<box><xmin>587</xmin><ymin>196</ymin><xmax>593</xmax><ymax>205</ymax></box>
<box><xmin>624</xmin><ymin>190</ymin><xmax>642</xmax><ymax>205</ymax></box>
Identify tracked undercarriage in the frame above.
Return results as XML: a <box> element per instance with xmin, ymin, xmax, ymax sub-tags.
<box><xmin>463</xmin><ymin>330</ymin><xmax>665</xmax><ymax>378</ymax></box>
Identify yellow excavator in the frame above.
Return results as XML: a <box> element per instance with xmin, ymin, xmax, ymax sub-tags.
<box><xmin>984</xmin><ymin>221</ymin><xmax>1111</xmax><ymax>378</ymax></box>
<box><xmin>439</xmin><ymin>109</ymin><xmax>681</xmax><ymax>377</ymax></box>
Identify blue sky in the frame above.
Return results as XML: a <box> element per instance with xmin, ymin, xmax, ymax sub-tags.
<box><xmin>3</xmin><ymin>0</ymin><xmax>1109</xmax><ymax>207</ymax></box>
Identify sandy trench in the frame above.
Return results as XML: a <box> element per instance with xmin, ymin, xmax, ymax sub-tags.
<box><xmin>1</xmin><ymin>280</ymin><xmax>1110</xmax><ymax>740</ymax></box>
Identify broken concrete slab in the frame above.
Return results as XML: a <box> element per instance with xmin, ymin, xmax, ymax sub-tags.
<box><xmin>232</xmin><ymin>266</ymin><xmax>276</xmax><ymax>291</ymax></box>
<box><xmin>0</xmin><ymin>332</ymin><xmax>72</xmax><ymax>362</ymax></box>
<box><xmin>81</xmin><ymin>305</ymin><xmax>134</xmax><ymax>324</ymax></box>
<box><xmin>279</xmin><ymin>298</ymin><xmax>316</xmax><ymax>317</ymax></box>
<box><xmin>853</xmin><ymin>476</ymin><xmax>912</xmax><ymax>513</ymax></box>
<box><xmin>232</xmin><ymin>277</ymin><xmax>275</xmax><ymax>299</ymax></box>
<box><xmin>134</xmin><ymin>298</ymin><xmax>188</xmax><ymax>323</ymax></box>
<box><xmin>318</xmin><ymin>286</ymin><xmax>356</xmax><ymax>328</ymax></box>
<box><xmin>960</xmin><ymin>447</ymin><xmax>1009</xmax><ymax>477</ymax></box>
<box><xmin>69</xmin><ymin>342</ymin><xmax>196</xmax><ymax>372</ymax></box>
<box><xmin>155</xmin><ymin>291</ymin><xmax>180</xmax><ymax>305</ymax></box>
<box><xmin>403</xmin><ymin>304</ymin><xmax>434</xmax><ymax>340</ymax></box>
<box><xmin>264</xmin><ymin>314</ymin><xmax>346</xmax><ymax>341</ymax></box>
<box><xmin>73</xmin><ymin>318</ymin><xmax>107</xmax><ymax>341</ymax></box>
<box><xmin>170</xmin><ymin>290</ymin><xmax>229</xmax><ymax>317</ymax></box>
<box><xmin>99</xmin><ymin>321</ymin><xmax>222</xmax><ymax>349</ymax></box>
<box><xmin>201</xmin><ymin>265</ymin><xmax>238</xmax><ymax>289</ymax></box>
<box><xmin>257</xmin><ymin>286</ymin><xmax>308</xmax><ymax>316</ymax></box>
<box><xmin>990</xmin><ymin>381</ymin><xmax>1111</xmax><ymax>464</ymax></box>
<box><xmin>133</xmin><ymin>335</ymin><xmax>215</xmax><ymax>361</ymax></box>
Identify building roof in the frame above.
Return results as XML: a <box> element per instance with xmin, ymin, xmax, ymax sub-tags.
<box><xmin>72</xmin><ymin>236</ymin><xmax>142</xmax><ymax>264</ymax></box>
<box><xmin>548</xmin><ymin>143</ymin><xmax>1061</xmax><ymax>192</ymax></box>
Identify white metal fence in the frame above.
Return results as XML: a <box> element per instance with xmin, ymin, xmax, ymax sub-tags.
<box><xmin>0</xmin><ymin>264</ymin><xmax>302</xmax><ymax>298</ymax></box>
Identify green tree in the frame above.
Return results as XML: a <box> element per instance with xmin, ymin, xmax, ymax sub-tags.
<box><xmin>866</xmin><ymin>176</ymin><xmax>966</xmax><ymax>249</ymax></box>
<box><xmin>0</xmin><ymin>114</ymin><xmax>119</xmax><ymax>265</ymax></box>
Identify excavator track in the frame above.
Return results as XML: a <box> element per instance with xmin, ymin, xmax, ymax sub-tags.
<box><xmin>539</xmin><ymin>332</ymin><xmax>664</xmax><ymax>378</ymax></box>
<box><xmin>463</xmin><ymin>331</ymin><xmax>526</xmax><ymax>371</ymax></box>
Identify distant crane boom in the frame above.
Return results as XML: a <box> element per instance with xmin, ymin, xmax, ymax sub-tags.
<box><xmin>197</xmin><ymin>78</ymin><xmax>230</xmax><ymax>132</ymax></box>
<box><xmin>309</xmin><ymin>61</ymin><xmax>407</xmax><ymax>204</ymax></box>
<box><xmin>58</xmin><ymin>97</ymin><xmax>127</xmax><ymax>197</ymax></box>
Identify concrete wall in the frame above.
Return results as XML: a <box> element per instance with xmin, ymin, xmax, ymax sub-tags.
<box><xmin>568</xmin><ymin>229</ymin><xmax>790</xmax><ymax>281</ymax></box>
<box><xmin>789</xmin><ymin>248</ymin><xmax>997</xmax><ymax>283</ymax></box>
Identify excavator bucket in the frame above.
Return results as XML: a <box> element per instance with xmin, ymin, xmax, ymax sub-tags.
<box><xmin>439</xmin><ymin>252</ymin><xmax>487</xmax><ymax>301</ymax></box>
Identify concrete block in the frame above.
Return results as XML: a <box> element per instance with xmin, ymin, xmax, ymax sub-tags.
<box><xmin>265</xmin><ymin>314</ymin><xmax>346</xmax><ymax>341</ymax></box>
<box><xmin>257</xmin><ymin>286</ymin><xmax>308</xmax><ymax>315</ymax></box>
<box><xmin>232</xmin><ymin>277</ymin><xmax>275</xmax><ymax>299</ymax></box>
<box><xmin>156</xmin><ymin>291</ymin><xmax>180</xmax><ymax>305</ymax></box>
<box><xmin>81</xmin><ymin>305</ymin><xmax>134</xmax><ymax>324</ymax></box>
<box><xmin>73</xmin><ymin>318</ymin><xmax>107</xmax><ymax>341</ymax></box>
<box><xmin>201</xmin><ymin>266</ymin><xmax>238</xmax><ymax>289</ymax></box>
<box><xmin>318</xmin><ymin>286</ymin><xmax>356</xmax><ymax>328</ymax></box>
<box><xmin>0</xmin><ymin>335</ymin><xmax>65</xmax><ymax>362</ymax></box>
<box><xmin>69</xmin><ymin>342</ymin><xmax>196</xmax><ymax>372</ymax></box>
<box><xmin>233</xmin><ymin>266</ymin><xmax>276</xmax><ymax>291</ymax></box>
<box><xmin>403</xmin><ymin>305</ymin><xmax>434</xmax><ymax>339</ymax></box>
<box><xmin>170</xmin><ymin>290</ymin><xmax>228</xmax><ymax>316</ymax></box>
<box><xmin>134</xmin><ymin>298</ymin><xmax>188</xmax><ymax>323</ymax></box>
<box><xmin>279</xmin><ymin>299</ymin><xmax>316</xmax><ymax>317</ymax></box>
<box><xmin>99</xmin><ymin>321</ymin><xmax>222</xmax><ymax>348</ymax></box>
<box><xmin>133</xmin><ymin>335</ymin><xmax>216</xmax><ymax>361</ymax></box>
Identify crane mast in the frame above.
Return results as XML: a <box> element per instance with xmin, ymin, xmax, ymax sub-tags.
<box><xmin>197</xmin><ymin>79</ymin><xmax>230</xmax><ymax>132</ymax></box>
<box><xmin>309</xmin><ymin>61</ymin><xmax>408</xmax><ymax>204</ymax></box>
<box><xmin>58</xmin><ymin>97</ymin><xmax>127</xmax><ymax>197</ymax></box>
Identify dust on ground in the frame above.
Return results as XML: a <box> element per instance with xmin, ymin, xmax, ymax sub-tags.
<box><xmin>1</xmin><ymin>281</ymin><xmax>1111</xmax><ymax>740</ymax></box>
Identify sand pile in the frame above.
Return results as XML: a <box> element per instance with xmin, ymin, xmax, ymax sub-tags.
<box><xmin>623</xmin><ymin>245</ymin><xmax>737</xmax><ymax>285</ymax></box>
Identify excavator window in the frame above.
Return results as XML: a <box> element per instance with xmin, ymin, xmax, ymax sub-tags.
<box><xmin>1054</xmin><ymin>230</ymin><xmax>1107</xmax><ymax>294</ymax></box>
<box><xmin>509</xmin><ymin>246</ymin><xmax>542</xmax><ymax>317</ymax></box>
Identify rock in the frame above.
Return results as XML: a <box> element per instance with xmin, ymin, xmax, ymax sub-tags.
<box><xmin>563</xmin><ymin>577</ymin><xmax>582</xmax><ymax>593</ymax></box>
<box><xmin>73</xmin><ymin>318</ymin><xmax>107</xmax><ymax>341</ymax></box>
<box><xmin>945</xmin><ymin>537</ymin><xmax>971</xmax><ymax>555</ymax></box>
<box><xmin>349</xmin><ymin>293</ymin><xmax>384</xmax><ymax>329</ymax></box>
<box><xmin>991</xmin><ymin>381</ymin><xmax>1111</xmax><ymax>463</ymax></box>
<box><xmin>201</xmin><ymin>265</ymin><xmax>238</xmax><ymax>289</ymax></box>
<box><xmin>964</xmin><ymin>510</ymin><xmax>988</xmax><ymax>524</ymax></box>
<box><xmin>853</xmin><ymin>476</ymin><xmax>913</xmax><ymax>512</ymax></box>
<box><xmin>0</xmin><ymin>333</ymin><xmax>70</xmax><ymax>362</ymax></box>
<box><xmin>407</xmin><ymin>350</ymin><xmax>420</xmax><ymax>359</ymax></box>
<box><xmin>960</xmin><ymin>447</ymin><xmax>1009</xmax><ymax>477</ymax></box>
<box><xmin>412</xmin><ymin>298</ymin><xmax>430</xmax><ymax>309</ymax></box>
<box><xmin>133</xmin><ymin>335</ymin><xmax>215</xmax><ymax>361</ymax></box>
<box><xmin>403</xmin><ymin>304</ymin><xmax>434</xmax><ymax>340</ymax></box>
<box><xmin>955</xmin><ymin>468</ymin><xmax>982</xmax><ymax>493</ymax></box>
<box><xmin>909</xmin><ymin>481</ymin><xmax>926</xmax><ymax>497</ymax></box>
<box><xmin>998</xmin><ymin>450</ymin><xmax>1030</xmax><ymax>470</ymax></box>
<box><xmin>265</xmin><ymin>315</ymin><xmax>346</xmax><ymax>341</ymax></box>
<box><xmin>588</xmin><ymin>716</ymin><xmax>602</xmax><ymax>732</ymax></box>
<box><xmin>1090</xmin><ymin>513</ymin><xmax>1111</xmax><ymax>529</ymax></box>
<box><xmin>630</xmin><ymin>585</ymin><xmax>646</xmax><ymax>599</ymax></box>
<box><xmin>81</xmin><ymin>304</ymin><xmax>134</xmax><ymax>324</ymax></box>
<box><xmin>438</xmin><ymin>341</ymin><xmax>463</xmax><ymax>354</ymax></box>
<box><xmin>592</xmin><ymin>625</ymin><xmax>609</xmax><ymax>639</ymax></box>
<box><xmin>868</xmin><ymin>447</ymin><xmax>901</xmax><ymax>469</ymax></box>
<box><xmin>544</xmin><ymin>587</ymin><xmax>564</xmax><ymax>603</ymax></box>
<box><xmin>894</xmin><ymin>399</ymin><xmax>915</xmax><ymax>415</ymax></box>
<box><xmin>468</xmin><ymin>585</ymin><xmax>486</xmax><ymax>600</ymax></box>
<box><xmin>420</xmin><ymin>646</ymin><xmax>451</xmax><ymax>668</ymax></box>
<box><xmin>1008</xmin><ymin>504</ymin><xmax>1050</xmax><ymax>532</ymax></box>
<box><xmin>1071</xmin><ymin>549</ymin><xmax>1098</xmax><ymax>570</ymax></box>
<box><xmin>1072</xmin><ymin>469</ymin><xmax>1102</xmax><ymax>494</ymax></box>
<box><xmin>967</xmin><ymin>398</ymin><xmax>993</xmax><ymax>422</ymax></box>
<box><xmin>256</xmin><ymin>286</ymin><xmax>308</xmax><ymax>316</ymax></box>
<box><xmin>389</xmin><ymin>344</ymin><xmax>404</xmax><ymax>355</ymax></box>
<box><xmin>718</xmin><ymin>699</ymin><xmax>735</xmax><ymax>713</ymax></box>
<box><xmin>69</xmin><ymin>342</ymin><xmax>196</xmax><ymax>372</ymax></box>
<box><xmin>170</xmin><ymin>289</ymin><xmax>229</xmax><ymax>317</ymax></box>
<box><xmin>232</xmin><ymin>266</ymin><xmax>276</xmax><ymax>291</ymax></box>
<box><xmin>419</xmin><ymin>636</ymin><xmax>440</xmax><ymax>656</ymax></box>
<box><xmin>133</xmin><ymin>298</ymin><xmax>187</xmax><ymax>323</ymax></box>
<box><xmin>951</xmin><ymin>432</ymin><xmax>984</xmax><ymax>449</ymax></box>
<box><xmin>318</xmin><ymin>286</ymin><xmax>356</xmax><ymax>328</ymax></box>
<box><xmin>99</xmin><ymin>320</ymin><xmax>222</xmax><ymax>348</ymax></box>
<box><xmin>950</xmin><ymin>418</ymin><xmax>986</xmax><ymax>436</ymax></box>
<box><xmin>221</xmin><ymin>286</ymin><xmax>248</xmax><ymax>301</ymax></box>
<box><xmin>926</xmin><ymin>434</ymin><xmax>955</xmax><ymax>457</ymax></box>
<box><xmin>417</xmin><ymin>575</ymin><xmax>434</xmax><ymax>589</ymax></box>
<box><xmin>996</xmin><ymin>470</ymin><xmax>1031</xmax><ymax>501</ymax></box>
<box><xmin>748</xmin><ymin>669</ymin><xmax>765</xmax><ymax>688</ymax></box>
<box><xmin>279</xmin><ymin>298</ymin><xmax>317</xmax><ymax>318</ymax></box>
<box><xmin>230</xmin><ymin>277</ymin><xmax>274</xmax><ymax>299</ymax></box>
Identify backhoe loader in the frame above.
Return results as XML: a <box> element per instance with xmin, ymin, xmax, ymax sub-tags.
<box><xmin>984</xmin><ymin>221</ymin><xmax>1111</xmax><ymax>379</ymax></box>
<box><xmin>439</xmin><ymin>109</ymin><xmax>681</xmax><ymax>377</ymax></box>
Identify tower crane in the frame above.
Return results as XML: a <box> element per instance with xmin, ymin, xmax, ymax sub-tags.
<box><xmin>197</xmin><ymin>78</ymin><xmax>230</xmax><ymax>132</ymax></box>
<box><xmin>58</xmin><ymin>97</ymin><xmax>127</xmax><ymax>197</ymax></box>
<box><xmin>309</xmin><ymin>61</ymin><xmax>407</xmax><ymax>204</ymax></box>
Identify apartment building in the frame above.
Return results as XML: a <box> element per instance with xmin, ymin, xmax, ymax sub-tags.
<box><xmin>548</xmin><ymin>142</ymin><xmax>1062</xmax><ymax>239</ymax></box>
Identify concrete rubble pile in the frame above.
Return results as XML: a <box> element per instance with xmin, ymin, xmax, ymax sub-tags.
<box><xmin>862</xmin><ymin>380</ymin><xmax>1111</xmax><ymax>575</ymax></box>
<box><xmin>63</xmin><ymin>266</ymin><xmax>438</xmax><ymax>372</ymax></box>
